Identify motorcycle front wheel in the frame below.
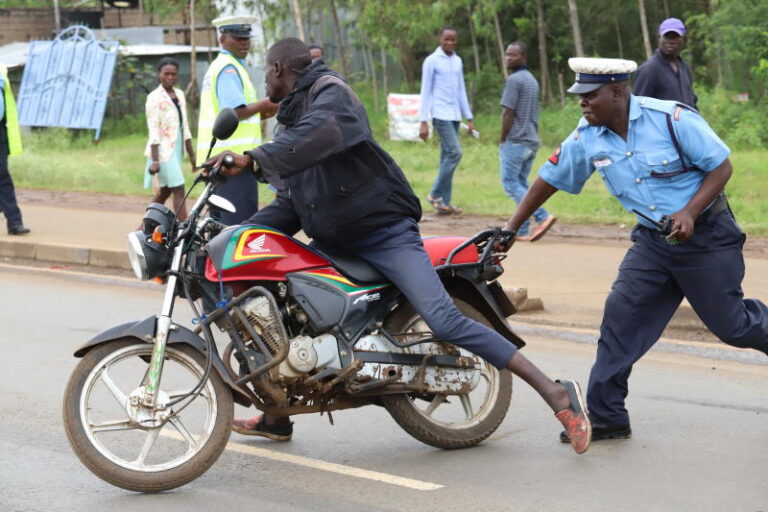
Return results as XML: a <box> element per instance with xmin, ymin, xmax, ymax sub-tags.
<box><xmin>381</xmin><ymin>299</ymin><xmax>512</xmax><ymax>450</ymax></box>
<box><xmin>63</xmin><ymin>339</ymin><xmax>234</xmax><ymax>492</ymax></box>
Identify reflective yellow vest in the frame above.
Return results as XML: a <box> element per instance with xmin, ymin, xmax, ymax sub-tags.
<box><xmin>0</xmin><ymin>65</ymin><xmax>22</xmax><ymax>156</ymax></box>
<box><xmin>197</xmin><ymin>53</ymin><xmax>261</xmax><ymax>159</ymax></box>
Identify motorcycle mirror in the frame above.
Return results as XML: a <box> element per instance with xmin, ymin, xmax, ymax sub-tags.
<box><xmin>212</xmin><ymin>108</ymin><xmax>240</xmax><ymax>141</ymax></box>
<box><xmin>208</xmin><ymin>194</ymin><xmax>237</xmax><ymax>213</ymax></box>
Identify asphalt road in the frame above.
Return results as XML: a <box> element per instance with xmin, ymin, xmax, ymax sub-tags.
<box><xmin>1</xmin><ymin>266</ymin><xmax>767</xmax><ymax>512</ymax></box>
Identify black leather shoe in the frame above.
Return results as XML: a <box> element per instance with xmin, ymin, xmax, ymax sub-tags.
<box><xmin>8</xmin><ymin>225</ymin><xmax>31</xmax><ymax>235</ymax></box>
<box><xmin>561</xmin><ymin>421</ymin><xmax>631</xmax><ymax>443</ymax></box>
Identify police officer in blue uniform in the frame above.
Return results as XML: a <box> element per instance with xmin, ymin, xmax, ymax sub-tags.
<box><xmin>198</xmin><ymin>17</ymin><xmax>278</xmax><ymax>224</ymax></box>
<box><xmin>500</xmin><ymin>57</ymin><xmax>768</xmax><ymax>442</ymax></box>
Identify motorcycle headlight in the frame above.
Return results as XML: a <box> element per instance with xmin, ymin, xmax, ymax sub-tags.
<box><xmin>127</xmin><ymin>230</ymin><xmax>171</xmax><ymax>281</ymax></box>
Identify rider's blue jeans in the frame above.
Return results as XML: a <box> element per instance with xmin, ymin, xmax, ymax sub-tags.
<box><xmin>318</xmin><ymin>218</ymin><xmax>517</xmax><ymax>369</ymax></box>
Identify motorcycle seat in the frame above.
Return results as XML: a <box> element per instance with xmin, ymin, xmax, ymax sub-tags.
<box><xmin>315</xmin><ymin>250</ymin><xmax>388</xmax><ymax>284</ymax></box>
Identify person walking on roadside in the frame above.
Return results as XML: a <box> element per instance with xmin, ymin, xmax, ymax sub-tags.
<box><xmin>500</xmin><ymin>57</ymin><xmax>768</xmax><ymax>443</ymax></box>
<box><xmin>206</xmin><ymin>38</ymin><xmax>592</xmax><ymax>454</ymax></box>
<box><xmin>197</xmin><ymin>16</ymin><xmax>278</xmax><ymax>225</ymax></box>
<box><xmin>144</xmin><ymin>57</ymin><xmax>196</xmax><ymax>221</ymax></box>
<box><xmin>0</xmin><ymin>63</ymin><xmax>29</xmax><ymax>236</ymax></box>
<box><xmin>498</xmin><ymin>41</ymin><xmax>555</xmax><ymax>242</ymax></box>
<box><xmin>419</xmin><ymin>26</ymin><xmax>474</xmax><ymax>215</ymax></box>
<box><xmin>633</xmin><ymin>18</ymin><xmax>697</xmax><ymax>108</ymax></box>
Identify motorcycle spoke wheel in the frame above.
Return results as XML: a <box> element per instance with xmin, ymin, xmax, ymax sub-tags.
<box><xmin>64</xmin><ymin>339</ymin><xmax>233</xmax><ymax>492</ymax></box>
<box><xmin>381</xmin><ymin>299</ymin><xmax>512</xmax><ymax>450</ymax></box>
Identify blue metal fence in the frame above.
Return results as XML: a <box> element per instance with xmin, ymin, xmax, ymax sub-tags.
<box><xmin>16</xmin><ymin>25</ymin><xmax>119</xmax><ymax>140</ymax></box>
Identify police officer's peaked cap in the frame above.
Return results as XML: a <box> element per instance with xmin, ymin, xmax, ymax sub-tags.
<box><xmin>567</xmin><ymin>58</ymin><xmax>638</xmax><ymax>94</ymax></box>
<box><xmin>213</xmin><ymin>15</ymin><xmax>257</xmax><ymax>37</ymax></box>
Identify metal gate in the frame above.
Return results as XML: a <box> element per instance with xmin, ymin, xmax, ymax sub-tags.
<box><xmin>16</xmin><ymin>25</ymin><xmax>119</xmax><ymax>140</ymax></box>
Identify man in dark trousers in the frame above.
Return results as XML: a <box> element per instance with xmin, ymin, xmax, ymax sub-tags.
<box><xmin>501</xmin><ymin>57</ymin><xmax>768</xmax><ymax>443</ymax></box>
<box><xmin>633</xmin><ymin>18</ymin><xmax>697</xmax><ymax>108</ymax></box>
<box><xmin>206</xmin><ymin>38</ymin><xmax>592</xmax><ymax>454</ymax></box>
<box><xmin>0</xmin><ymin>64</ymin><xmax>29</xmax><ymax>236</ymax></box>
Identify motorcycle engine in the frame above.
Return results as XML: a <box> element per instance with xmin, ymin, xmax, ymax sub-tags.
<box><xmin>238</xmin><ymin>296</ymin><xmax>284</xmax><ymax>356</ymax></box>
<box><xmin>237</xmin><ymin>296</ymin><xmax>341</xmax><ymax>379</ymax></box>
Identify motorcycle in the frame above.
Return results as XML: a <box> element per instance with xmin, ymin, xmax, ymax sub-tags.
<box><xmin>63</xmin><ymin>108</ymin><xmax>525</xmax><ymax>492</ymax></box>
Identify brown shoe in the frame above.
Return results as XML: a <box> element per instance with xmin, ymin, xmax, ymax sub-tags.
<box><xmin>529</xmin><ymin>216</ymin><xmax>557</xmax><ymax>242</ymax></box>
<box><xmin>554</xmin><ymin>379</ymin><xmax>591</xmax><ymax>454</ymax></box>
<box><xmin>232</xmin><ymin>414</ymin><xmax>293</xmax><ymax>441</ymax></box>
<box><xmin>426</xmin><ymin>194</ymin><xmax>453</xmax><ymax>215</ymax></box>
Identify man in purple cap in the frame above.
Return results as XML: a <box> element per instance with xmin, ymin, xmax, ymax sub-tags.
<box><xmin>633</xmin><ymin>18</ymin><xmax>697</xmax><ymax>108</ymax></box>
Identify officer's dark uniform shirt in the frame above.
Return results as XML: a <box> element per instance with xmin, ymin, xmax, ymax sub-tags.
<box><xmin>539</xmin><ymin>95</ymin><xmax>729</xmax><ymax>227</ymax></box>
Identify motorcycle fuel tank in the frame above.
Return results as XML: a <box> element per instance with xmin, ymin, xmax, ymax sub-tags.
<box><xmin>205</xmin><ymin>224</ymin><xmax>329</xmax><ymax>282</ymax></box>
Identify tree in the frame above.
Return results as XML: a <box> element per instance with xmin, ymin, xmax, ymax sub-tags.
<box><xmin>290</xmin><ymin>0</ymin><xmax>306</xmax><ymax>40</ymax></box>
<box><xmin>637</xmin><ymin>0</ymin><xmax>652</xmax><ymax>59</ymax></box>
<box><xmin>566</xmin><ymin>0</ymin><xmax>584</xmax><ymax>57</ymax></box>
<box><xmin>328</xmin><ymin>0</ymin><xmax>349</xmax><ymax>77</ymax></box>
<box><xmin>535</xmin><ymin>0</ymin><xmax>551</xmax><ymax>103</ymax></box>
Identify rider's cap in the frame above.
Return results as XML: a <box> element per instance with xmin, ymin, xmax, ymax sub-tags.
<box><xmin>567</xmin><ymin>57</ymin><xmax>638</xmax><ymax>94</ymax></box>
<box><xmin>213</xmin><ymin>16</ymin><xmax>257</xmax><ymax>37</ymax></box>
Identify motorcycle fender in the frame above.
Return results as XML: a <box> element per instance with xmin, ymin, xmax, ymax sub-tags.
<box><xmin>443</xmin><ymin>276</ymin><xmax>526</xmax><ymax>349</ymax></box>
<box><xmin>74</xmin><ymin>316</ymin><xmax>251</xmax><ymax>406</ymax></box>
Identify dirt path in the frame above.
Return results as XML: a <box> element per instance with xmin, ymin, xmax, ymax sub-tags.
<box><xmin>18</xmin><ymin>188</ymin><xmax>768</xmax><ymax>258</ymax></box>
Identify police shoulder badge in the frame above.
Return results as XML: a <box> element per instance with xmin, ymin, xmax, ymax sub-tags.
<box><xmin>548</xmin><ymin>145</ymin><xmax>562</xmax><ymax>165</ymax></box>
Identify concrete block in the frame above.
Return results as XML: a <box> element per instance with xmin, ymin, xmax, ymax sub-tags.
<box><xmin>35</xmin><ymin>244</ymin><xmax>91</xmax><ymax>265</ymax></box>
<box><xmin>505</xmin><ymin>286</ymin><xmax>545</xmax><ymax>313</ymax></box>
<box><xmin>0</xmin><ymin>239</ymin><xmax>36</xmax><ymax>259</ymax></box>
<box><xmin>89</xmin><ymin>248</ymin><xmax>131</xmax><ymax>270</ymax></box>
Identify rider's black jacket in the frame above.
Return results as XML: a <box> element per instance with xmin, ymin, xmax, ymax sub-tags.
<box><xmin>245</xmin><ymin>62</ymin><xmax>422</xmax><ymax>246</ymax></box>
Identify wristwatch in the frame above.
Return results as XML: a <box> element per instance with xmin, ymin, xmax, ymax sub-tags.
<box><xmin>249</xmin><ymin>154</ymin><xmax>265</xmax><ymax>182</ymax></box>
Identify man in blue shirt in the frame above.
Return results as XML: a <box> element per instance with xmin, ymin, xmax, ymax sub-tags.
<box><xmin>633</xmin><ymin>18</ymin><xmax>697</xmax><ymax>108</ymax></box>
<box><xmin>419</xmin><ymin>27</ymin><xmax>474</xmax><ymax>215</ymax></box>
<box><xmin>500</xmin><ymin>57</ymin><xmax>768</xmax><ymax>442</ymax></box>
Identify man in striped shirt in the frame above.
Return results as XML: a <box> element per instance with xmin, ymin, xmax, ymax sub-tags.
<box><xmin>499</xmin><ymin>41</ymin><xmax>555</xmax><ymax>242</ymax></box>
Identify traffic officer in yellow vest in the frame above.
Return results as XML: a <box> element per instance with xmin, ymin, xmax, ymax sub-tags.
<box><xmin>197</xmin><ymin>16</ymin><xmax>278</xmax><ymax>224</ymax></box>
<box><xmin>0</xmin><ymin>64</ymin><xmax>29</xmax><ymax>235</ymax></box>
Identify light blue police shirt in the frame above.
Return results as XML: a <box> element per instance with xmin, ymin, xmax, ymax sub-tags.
<box><xmin>0</xmin><ymin>75</ymin><xmax>5</xmax><ymax>122</ymax></box>
<box><xmin>539</xmin><ymin>95</ymin><xmax>730</xmax><ymax>228</ymax></box>
<box><xmin>216</xmin><ymin>49</ymin><xmax>247</xmax><ymax>110</ymax></box>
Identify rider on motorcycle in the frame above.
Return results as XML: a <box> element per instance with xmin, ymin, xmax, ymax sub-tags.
<box><xmin>205</xmin><ymin>37</ymin><xmax>592</xmax><ymax>454</ymax></box>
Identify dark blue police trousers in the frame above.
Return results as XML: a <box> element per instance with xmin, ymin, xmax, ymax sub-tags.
<box><xmin>317</xmin><ymin>218</ymin><xmax>518</xmax><ymax>369</ymax></box>
<box><xmin>589</xmin><ymin>210</ymin><xmax>768</xmax><ymax>425</ymax></box>
<box><xmin>211</xmin><ymin>170</ymin><xmax>259</xmax><ymax>225</ymax></box>
<box><xmin>0</xmin><ymin>125</ymin><xmax>23</xmax><ymax>230</ymax></box>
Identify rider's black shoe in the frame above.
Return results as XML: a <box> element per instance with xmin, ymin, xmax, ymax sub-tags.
<box><xmin>232</xmin><ymin>415</ymin><xmax>293</xmax><ymax>441</ymax></box>
<box><xmin>560</xmin><ymin>421</ymin><xmax>631</xmax><ymax>443</ymax></box>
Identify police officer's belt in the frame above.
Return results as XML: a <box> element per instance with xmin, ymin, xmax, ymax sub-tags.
<box><xmin>695</xmin><ymin>193</ymin><xmax>729</xmax><ymax>226</ymax></box>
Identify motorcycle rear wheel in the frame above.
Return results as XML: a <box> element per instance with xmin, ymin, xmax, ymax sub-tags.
<box><xmin>63</xmin><ymin>339</ymin><xmax>234</xmax><ymax>492</ymax></box>
<box><xmin>381</xmin><ymin>299</ymin><xmax>512</xmax><ymax>449</ymax></box>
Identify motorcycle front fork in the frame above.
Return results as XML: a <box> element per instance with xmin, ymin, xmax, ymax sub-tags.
<box><xmin>143</xmin><ymin>243</ymin><xmax>185</xmax><ymax>408</ymax></box>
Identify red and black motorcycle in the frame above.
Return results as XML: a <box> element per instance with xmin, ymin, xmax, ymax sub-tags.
<box><xmin>63</xmin><ymin>109</ymin><xmax>524</xmax><ymax>492</ymax></box>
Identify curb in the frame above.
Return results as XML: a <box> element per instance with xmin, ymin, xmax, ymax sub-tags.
<box><xmin>0</xmin><ymin>239</ymin><xmax>130</xmax><ymax>270</ymax></box>
<box><xmin>0</xmin><ymin>238</ymin><xmax>710</xmax><ymax>332</ymax></box>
